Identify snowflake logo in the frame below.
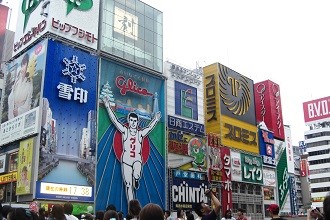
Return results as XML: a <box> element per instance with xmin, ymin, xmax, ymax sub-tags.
<box><xmin>62</xmin><ymin>55</ymin><xmax>86</xmax><ymax>84</ymax></box>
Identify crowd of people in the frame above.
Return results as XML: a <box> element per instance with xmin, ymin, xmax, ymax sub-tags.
<box><xmin>0</xmin><ymin>192</ymin><xmax>329</xmax><ymax>220</ymax></box>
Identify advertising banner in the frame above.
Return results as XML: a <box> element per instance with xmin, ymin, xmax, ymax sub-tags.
<box><xmin>203</xmin><ymin>64</ymin><xmax>221</xmax><ymax>135</ymax></box>
<box><xmin>13</xmin><ymin>0</ymin><xmax>100</xmax><ymax>56</ymax></box>
<box><xmin>0</xmin><ymin>5</ymin><xmax>9</xmax><ymax>60</ymax></box>
<box><xmin>168</xmin><ymin>115</ymin><xmax>204</xmax><ymax>136</ymax></box>
<box><xmin>289</xmin><ymin>176</ymin><xmax>299</xmax><ymax>216</ymax></box>
<box><xmin>221</xmin><ymin>147</ymin><xmax>232</xmax><ymax>214</ymax></box>
<box><xmin>258</xmin><ymin>129</ymin><xmax>275</xmax><ymax>167</ymax></box>
<box><xmin>0</xmin><ymin>154</ymin><xmax>7</xmax><ymax>173</ymax></box>
<box><xmin>164</xmin><ymin>62</ymin><xmax>204</xmax><ymax>124</ymax></box>
<box><xmin>263</xmin><ymin>168</ymin><xmax>276</xmax><ymax>188</ymax></box>
<box><xmin>170</xmin><ymin>169</ymin><xmax>208</xmax><ymax>210</ymax></box>
<box><xmin>168</xmin><ymin>129</ymin><xmax>207</xmax><ymax>171</ymax></box>
<box><xmin>221</xmin><ymin>115</ymin><xmax>259</xmax><ymax>154</ymax></box>
<box><xmin>240</xmin><ymin>152</ymin><xmax>263</xmax><ymax>184</ymax></box>
<box><xmin>0</xmin><ymin>172</ymin><xmax>17</xmax><ymax>184</ymax></box>
<box><xmin>277</xmin><ymin>150</ymin><xmax>289</xmax><ymax>209</ymax></box>
<box><xmin>37</xmin><ymin>40</ymin><xmax>97</xmax><ymax>202</ymax></box>
<box><xmin>284</xmin><ymin>126</ymin><xmax>295</xmax><ymax>174</ymax></box>
<box><xmin>300</xmin><ymin>159</ymin><xmax>307</xmax><ymax>177</ymax></box>
<box><xmin>303</xmin><ymin>96</ymin><xmax>330</xmax><ymax>124</ymax></box>
<box><xmin>96</xmin><ymin>59</ymin><xmax>166</xmax><ymax>213</ymax></box>
<box><xmin>1</xmin><ymin>40</ymin><xmax>47</xmax><ymax>145</ymax></box>
<box><xmin>254</xmin><ymin>80</ymin><xmax>285</xmax><ymax>140</ymax></box>
<box><xmin>230</xmin><ymin>151</ymin><xmax>242</xmax><ymax>182</ymax></box>
<box><xmin>17</xmin><ymin>137</ymin><xmax>34</xmax><ymax>195</ymax></box>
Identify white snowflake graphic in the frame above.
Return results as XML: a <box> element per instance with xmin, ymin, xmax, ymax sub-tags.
<box><xmin>62</xmin><ymin>55</ymin><xmax>86</xmax><ymax>84</ymax></box>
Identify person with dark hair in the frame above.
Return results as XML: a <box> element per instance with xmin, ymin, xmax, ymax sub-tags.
<box><xmin>128</xmin><ymin>199</ymin><xmax>142</xmax><ymax>220</ymax></box>
<box><xmin>323</xmin><ymin>194</ymin><xmax>330</xmax><ymax>220</ymax></box>
<box><xmin>236</xmin><ymin>208</ymin><xmax>248</xmax><ymax>220</ymax></box>
<box><xmin>117</xmin><ymin>211</ymin><xmax>124</xmax><ymax>220</ymax></box>
<box><xmin>139</xmin><ymin>203</ymin><xmax>164</xmax><ymax>220</ymax></box>
<box><xmin>103</xmin><ymin>96</ymin><xmax>161</xmax><ymax>202</ymax></box>
<box><xmin>63</xmin><ymin>202</ymin><xmax>78</xmax><ymax>220</ymax></box>
<box><xmin>95</xmin><ymin>210</ymin><xmax>104</xmax><ymax>220</ymax></box>
<box><xmin>177</xmin><ymin>208</ymin><xmax>185</xmax><ymax>220</ymax></box>
<box><xmin>266</xmin><ymin>204</ymin><xmax>286</xmax><ymax>220</ymax></box>
<box><xmin>186</xmin><ymin>213</ymin><xmax>195</xmax><ymax>220</ymax></box>
<box><xmin>106</xmin><ymin>204</ymin><xmax>117</xmax><ymax>212</ymax></box>
<box><xmin>164</xmin><ymin>210</ymin><xmax>171</xmax><ymax>220</ymax></box>
<box><xmin>38</xmin><ymin>207</ymin><xmax>46</xmax><ymax>220</ymax></box>
<box><xmin>221</xmin><ymin>210</ymin><xmax>235</xmax><ymax>220</ymax></box>
<box><xmin>193</xmin><ymin>189</ymin><xmax>221</xmax><ymax>220</ymax></box>
<box><xmin>49</xmin><ymin>204</ymin><xmax>66</xmax><ymax>220</ymax></box>
<box><xmin>7</xmin><ymin>52</ymin><xmax>34</xmax><ymax>119</ymax></box>
<box><xmin>7</xmin><ymin>208</ymin><xmax>39</xmax><ymax>220</ymax></box>
<box><xmin>2</xmin><ymin>205</ymin><xmax>13</xmax><ymax>220</ymax></box>
<box><xmin>103</xmin><ymin>210</ymin><xmax>118</xmax><ymax>220</ymax></box>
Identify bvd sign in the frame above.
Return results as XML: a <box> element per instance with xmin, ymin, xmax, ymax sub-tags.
<box><xmin>303</xmin><ymin>96</ymin><xmax>330</xmax><ymax>124</ymax></box>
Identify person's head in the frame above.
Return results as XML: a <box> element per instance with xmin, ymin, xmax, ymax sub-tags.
<box><xmin>51</xmin><ymin>204</ymin><xmax>65</xmax><ymax>220</ymax></box>
<box><xmin>267</xmin><ymin>204</ymin><xmax>279</xmax><ymax>217</ymax></box>
<box><xmin>106</xmin><ymin>204</ymin><xmax>117</xmax><ymax>212</ymax></box>
<box><xmin>7</xmin><ymin>208</ymin><xmax>38</xmax><ymax>220</ymax></box>
<box><xmin>128</xmin><ymin>113</ymin><xmax>139</xmax><ymax>129</ymax></box>
<box><xmin>95</xmin><ymin>210</ymin><xmax>104</xmax><ymax>220</ymax></box>
<box><xmin>117</xmin><ymin>211</ymin><xmax>124</xmax><ymax>220</ymax></box>
<box><xmin>21</xmin><ymin>166</ymin><xmax>28</xmax><ymax>180</ymax></box>
<box><xmin>164</xmin><ymin>210</ymin><xmax>170</xmax><ymax>218</ymax></box>
<box><xmin>39</xmin><ymin>207</ymin><xmax>45</xmax><ymax>216</ymax></box>
<box><xmin>323</xmin><ymin>194</ymin><xmax>330</xmax><ymax>220</ymax></box>
<box><xmin>128</xmin><ymin>199</ymin><xmax>142</xmax><ymax>217</ymax></box>
<box><xmin>2</xmin><ymin>205</ymin><xmax>13</xmax><ymax>218</ymax></box>
<box><xmin>224</xmin><ymin>209</ymin><xmax>232</xmax><ymax>218</ymax></box>
<box><xmin>194</xmin><ymin>202</ymin><xmax>212</xmax><ymax>217</ymax></box>
<box><xmin>103</xmin><ymin>210</ymin><xmax>118</xmax><ymax>220</ymax></box>
<box><xmin>176</xmin><ymin>208</ymin><xmax>184</xmax><ymax>218</ymax></box>
<box><xmin>237</xmin><ymin>208</ymin><xmax>246</xmax><ymax>217</ymax></box>
<box><xmin>186</xmin><ymin>213</ymin><xmax>194</xmax><ymax>220</ymax></box>
<box><xmin>20</xmin><ymin>53</ymin><xmax>29</xmax><ymax>76</ymax></box>
<box><xmin>139</xmin><ymin>203</ymin><xmax>164</xmax><ymax>220</ymax></box>
<box><xmin>63</xmin><ymin>202</ymin><xmax>74</xmax><ymax>215</ymax></box>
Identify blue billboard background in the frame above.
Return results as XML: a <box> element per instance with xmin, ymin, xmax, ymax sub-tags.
<box><xmin>38</xmin><ymin>40</ymin><xmax>98</xmax><ymax>192</ymax></box>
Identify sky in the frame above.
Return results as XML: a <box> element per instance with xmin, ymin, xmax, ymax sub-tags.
<box><xmin>4</xmin><ymin>0</ymin><xmax>330</xmax><ymax>146</ymax></box>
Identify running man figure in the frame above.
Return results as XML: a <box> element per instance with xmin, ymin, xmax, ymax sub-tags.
<box><xmin>103</xmin><ymin>96</ymin><xmax>161</xmax><ymax>202</ymax></box>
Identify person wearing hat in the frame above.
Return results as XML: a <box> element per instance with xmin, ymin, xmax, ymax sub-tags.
<box><xmin>266</xmin><ymin>204</ymin><xmax>287</xmax><ymax>220</ymax></box>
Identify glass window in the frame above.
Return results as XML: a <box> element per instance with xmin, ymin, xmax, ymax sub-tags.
<box><xmin>9</xmin><ymin>152</ymin><xmax>18</xmax><ymax>172</ymax></box>
<box><xmin>240</xmin><ymin>184</ymin><xmax>246</xmax><ymax>194</ymax></box>
<box><xmin>154</xmin><ymin>33</ymin><xmax>162</xmax><ymax>47</ymax></box>
<box><xmin>255</xmin><ymin>185</ymin><xmax>261</xmax><ymax>195</ymax></box>
<box><xmin>256</xmin><ymin>205</ymin><xmax>262</xmax><ymax>214</ymax></box>
<box><xmin>145</xmin><ymin>16</ymin><xmax>153</xmax><ymax>31</ymax></box>
<box><xmin>144</xmin><ymin>4</ymin><xmax>153</xmax><ymax>19</ymax></box>
<box><xmin>145</xmin><ymin>41</ymin><xmax>153</xmax><ymax>55</ymax></box>
<box><xmin>125</xmin><ymin>0</ymin><xmax>136</xmax><ymax>11</ymax></box>
<box><xmin>247</xmin><ymin>185</ymin><xmax>253</xmax><ymax>194</ymax></box>
<box><xmin>232</xmin><ymin>182</ymin><xmax>238</xmax><ymax>193</ymax></box>
<box><xmin>136</xmin><ymin>13</ymin><xmax>145</xmax><ymax>28</ymax></box>
<box><xmin>145</xmin><ymin>29</ymin><xmax>153</xmax><ymax>43</ymax></box>
<box><xmin>136</xmin><ymin>1</ymin><xmax>144</xmax><ymax>14</ymax></box>
<box><xmin>154</xmin><ymin>20</ymin><xmax>162</xmax><ymax>35</ymax></box>
<box><xmin>154</xmin><ymin>58</ymin><xmax>163</xmax><ymax>72</ymax></box>
<box><xmin>247</xmin><ymin>204</ymin><xmax>254</xmax><ymax>213</ymax></box>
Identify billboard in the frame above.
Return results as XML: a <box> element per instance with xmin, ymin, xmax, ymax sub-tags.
<box><xmin>284</xmin><ymin>126</ymin><xmax>295</xmax><ymax>174</ymax></box>
<box><xmin>13</xmin><ymin>0</ymin><xmax>100</xmax><ymax>56</ymax></box>
<box><xmin>240</xmin><ymin>152</ymin><xmax>263</xmax><ymax>184</ymax></box>
<box><xmin>221</xmin><ymin>115</ymin><xmax>259</xmax><ymax>154</ymax></box>
<box><xmin>37</xmin><ymin>40</ymin><xmax>97</xmax><ymax>202</ymax></box>
<box><xmin>254</xmin><ymin>80</ymin><xmax>285</xmax><ymax>140</ymax></box>
<box><xmin>1</xmin><ymin>40</ymin><xmax>47</xmax><ymax>145</ymax></box>
<box><xmin>169</xmin><ymin>169</ymin><xmax>208</xmax><ymax>210</ymax></box>
<box><xmin>0</xmin><ymin>5</ymin><xmax>9</xmax><ymax>60</ymax></box>
<box><xmin>17</xmin><ymin>137</ymin><xmax>34</xmax><ymax>195</ymax></box>
<box><xmin>277</xmin><ymin>150</ymin><xmax>289</xmax><ymax>209</ymax></box>
<box><xmin>303</xmin><ymin>96</ymin><xmax>330</xmax><ymax>124</ymax></box>
<box><xmin>220</xmin><ymin>147</ymin><xmax>232</xmax><ymax>214</ymax></box>
<box><xmin>164</xmin><ymin>61</ymin><xmax>204</xmax><ymax>124</ymax></box>
<box><xmin>100</xmin><ymin>1</ymin><xmax>163</xmax><ymax>72</ymax></box>
<box><xmin>300</xmin><ymin>159</ymin><xmax>307</xmax><ymax>177</ymax></box>
<box><xmin>96</xmin><ymin>59</ymin><xmax>166</xmax><ymax>213</ymax></box>
<box><xmin>258</xmin><ymin>129</ymin><xmax>275</xmax><ymax>167</ymax></box>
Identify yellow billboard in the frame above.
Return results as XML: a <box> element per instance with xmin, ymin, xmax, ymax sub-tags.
<box><xmin>17</xmin><ymin>138</ymin><xmax>34</xmax><ymax>195</ymax></box>
<box><xmin>220</xmin><ymin>115</ymin><xmax>259</xmax><ymax>154</ymax></box>
<box><xmin>203</xmin><ymin>64</ymin><xmax>221</xmax><ymax>134</ymax></box>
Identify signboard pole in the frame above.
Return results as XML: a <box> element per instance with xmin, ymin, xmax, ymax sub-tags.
<box><xmin>9</xmin><ymin>173</ymin><xmax>13</xmax><ymax>205</ymax></box>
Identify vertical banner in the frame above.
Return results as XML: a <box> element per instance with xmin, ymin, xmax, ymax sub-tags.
<box><xmin>220</xmin><ymin>147</ymin><xmax>232</xmax><ymax>214</ymax></box>
<box><xmin>258</xmin><ymin>129</ymin><xmax>275</xmax><ymax>167</ymax></box>
<box><xmin>277</xmin><ymin>150</ymin><xmax>289</xmax><ymax>209</ymax></box>
<box><xmin>289</xmin><ymin>176</ymin><xmax>299</xmax><ymax>216</ymax></box>
<box><xmin>300</xmin><ymin>159</ymin><xmax>307</xmax><ymax>177</ymax></box>
<box><xmin>1</xmin><ymin>41</ymin><xmax>47</xmax><ymax>145</ymax></box>
<box><xmin>0</xmin><ymin>5</ymin><xmax>9</xmax><ymax>60</ymax></box>
<box><xmin>17</xmin><ymin>138</ymin><xmax>34</xmax><ymax>195</ymax></box>
<box><xmin>96</xmin><ymin>59</ymin><xmax>166</xmax><ymax>213</ymax></box>
<box><xmin>37</xmin><ymin>40</ymin><xmax>97</xmax><ymax>202</ymax></box>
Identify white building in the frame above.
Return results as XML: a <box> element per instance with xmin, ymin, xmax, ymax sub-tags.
<box><xmin>302</xmin><ymin>96</ymin><xmax>330</xmax><ymax>209</ymax></box>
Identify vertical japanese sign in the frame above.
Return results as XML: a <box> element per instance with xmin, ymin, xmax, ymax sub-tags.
<box><xmin>241</xmin><ymin>153</ymin><xmax>263</xmax><ymax>184</ymax></box>
<box><xmin>277</xmin><ymin>150</ymin><xmax>289</xmax><ymax>209</ymax></box>
<box><xmin>258</xmin><ymin>129</ymin><xmax>275</xmax><ymax>167</ymax></box>
<box><xmin>13</xmin><ymin>0</ymin><xmax>99</xmax><ymax>56</ymax></box>
<box><xmin>1</xmin><ymin>40</ymin><xmax>47</xmax><ymax>146</ymax></box>
<box><xmin>221</xmin><ymin>147</ymin><xmax>232</xmax><ymax>214</ymax></box>
<box><xmin>300</xmin><ymin>159</ymin><xmax>307</xmax><ymax>177</ymax></box>
<box><xmin>38</xmin><ymin>40</ymin><xmax>97</xmax><ymax>201</ymax></box>
<box><xmin>96</xmin><ymin>59</ymin><xmax>166</xmax><ymax>213</ymax></box>
<box><xmin>17</xmin><ymin>137</ymin><xmax>34</xmax><ymax>195</ymax></box>
<box><xmin>0</xmin><ymin>5</ymin><xmax>9</xmax><ymax>60</ymax></box>
<box><xmin>289</xmin><ymin>176</ymin><xmax>299</xmax><ymax>216</ymax></box>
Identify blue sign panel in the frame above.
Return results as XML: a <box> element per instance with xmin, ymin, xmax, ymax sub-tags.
<box><xmin>174</xmin><ymin>81</ymin><xmax>198</xmax><ymax>120</ymax></box>
<box><xmin>258</xmin><ymin>129</ymin><xmax>275</xmax><ymax>167</ymax></box>
<box><xmin>289</xmin><ymin>176</ymin><xmax>299</xmax><ymax>215</ymax></box>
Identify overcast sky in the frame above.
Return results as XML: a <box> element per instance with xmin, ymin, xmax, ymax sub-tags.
<box><xmin>5</xmin><ymin>0</ymin><xmax>330</xmax><ymax>145</ymax></box>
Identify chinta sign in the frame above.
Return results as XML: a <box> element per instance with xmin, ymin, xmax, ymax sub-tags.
<box><xmin>170</xmin><ymin>170</ymin><xmax>209</xmax><ymax>210</ymax></box>
<box><xmin>14</xmin><ymin>0</ymin><xmax>99</xmax><ymax>56</ymax></box>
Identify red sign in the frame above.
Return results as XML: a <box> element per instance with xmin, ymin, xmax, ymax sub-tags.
<box><xmin>300</xmin><ymin>159</ymin><xmax>307</xmax><ymax>177</ymax></box>
<box><xmin>303</xmin><ymin>96</ymin><xmax>330</xmax><ymax>123</ymax></box>
<box><xmin>254</xmin><ymin>80</ymin><xmax>285</xmax><ymax>140</ymax></box>
<box><xmin>220</xmin><ymin>147</ymin><xmax>232</xmax><ymax>214</ymax></box>
<box><xmin>0</xmin><ymin>5</ymin><xmax>9</xmax><ymax>60</ymax></box>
